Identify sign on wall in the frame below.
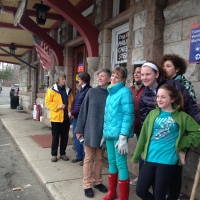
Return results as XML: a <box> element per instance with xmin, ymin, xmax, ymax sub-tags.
<box><xmin>117</xmin><ymin>31</ymin><xmax>129</xmax><ymax>62</ymax></box>
<box><xmin>189</xmin><ymin>23</ymin><xmax>200</xmax><ymax>64</ymax></box>
<box><xmin>111</xmin><ymin>23</ymin><xmax>129</xmax><ymax>68</ymax></box>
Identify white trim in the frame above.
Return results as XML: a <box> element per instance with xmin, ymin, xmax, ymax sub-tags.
<box><xmin>113</xmin><ymin>0</ymin><xmax>120</xmax><ymax>17</ymax></box>
<box><xmin>132</xmin><ymin>60</ymin><xmax>146</xmax><ymax>66</ymax></box>
<box><xmin>82</xmin><ymin>5</ymin><xmax>94</xmax><ymax>17</ymax></box>
<box><xmin>73</xmin><ymin>5</ymin><xmax>94</xmax><ymax>38</ymax></box>
<box><xmin>111</xmin><ymin>23</ymin><xmax>129</xmax><ymax>69</ymax></box>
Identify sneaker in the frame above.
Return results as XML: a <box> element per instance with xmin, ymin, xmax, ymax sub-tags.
<box><xmin>59</xmin><ymin>155</ymin><xmax>69</xmax><ymax>161</ymax></box>
<box><xmin>51</xmin><ymin>156</ymin><xmax>58</xmax><ymax>162</ymax></box>
<box><xmin>71</xmin><ymin>158</ymin><xmax>83</xmax><ymax>163</ymax></box>
<box><xmin>130</xmin><ymin>177</ymin><xmax>138</xmax><ymax>186</ymax></box>
<box><xmin>84</xmin><ymin>188</ymin><xmax>94</xmax><ymax>198</ymax></box>
<box><xmin>93</xmin><ymin>184</ymin><xmax>108</xmax><ymax>193</ymax></box>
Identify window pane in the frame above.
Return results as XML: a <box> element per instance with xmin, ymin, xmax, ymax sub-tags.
<box><xmin>119</xmin><ymin>0</ymin><xmax>130</xmax><ymax>14</ymax></box>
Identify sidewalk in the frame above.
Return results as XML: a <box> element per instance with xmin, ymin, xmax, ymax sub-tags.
<box><xmin>0</xmin><ymin>105</ymin><xmax>140</xmax><ymax>200</ymax></box>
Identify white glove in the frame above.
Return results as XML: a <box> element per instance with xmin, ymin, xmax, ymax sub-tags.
<box><xmin>115</xmin><ymin>135</ymin><xmax>128</xmax><ymax>154</ymax></box>
<box><xmin>100</xmin><ymin>137</ymin><xmax>106</xmax><ymax>149</ymax></box>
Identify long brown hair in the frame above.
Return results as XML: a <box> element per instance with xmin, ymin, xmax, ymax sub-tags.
<box><xmin>158</xmin><ymin>84</ymin><xmax>184</xmax><ymax>111</ymax></box>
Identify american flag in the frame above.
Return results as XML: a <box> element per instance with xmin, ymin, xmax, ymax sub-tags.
<box><xmin>33</xmin><ymin>35</ymin><xmax>54</xmax><ymax>72</ymax></box>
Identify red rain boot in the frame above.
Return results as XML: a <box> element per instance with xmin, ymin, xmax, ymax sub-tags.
<box><xmin>102</xmin><ymin>173</ymin><xmax>118</xmax><ymax>200</ymax></box>
<box><xmin>118</xmin><ymin>179</ymin><xmax>129</xmax><ymax>200</ymax></box>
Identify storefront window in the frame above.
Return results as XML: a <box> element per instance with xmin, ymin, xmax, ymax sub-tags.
<box><xmin>73</xmin><ymin>45</ymin><xmax>87</xmax><ymax>95</ymax></box>
<box><xmin>75</xmin><ymin>52</ymin><xmax>84</xmax><ymax>81</ymax></box>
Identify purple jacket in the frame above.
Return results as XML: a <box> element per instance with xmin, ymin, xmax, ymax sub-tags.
<box><xmin>140</xmin><ymin>79</ymin><xmax>200</xmax><ymax>124</ymax></box>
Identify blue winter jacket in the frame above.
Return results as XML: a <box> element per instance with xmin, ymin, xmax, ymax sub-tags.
<box><xmin>103</xmin><ymin>82</ymin><xmax>134</xmax><ymax>139</ymax></box>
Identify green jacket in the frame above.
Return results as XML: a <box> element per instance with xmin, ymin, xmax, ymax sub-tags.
<box><xmin>131</xmin><ymin>108</ymin><xmax>200</xmax><ymax>164</ymax></box>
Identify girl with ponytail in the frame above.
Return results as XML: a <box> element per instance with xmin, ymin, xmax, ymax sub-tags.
<box><xmin>131</xmin><ymin>84</ymin><xmax>200</xmax><ymax>200</ymax></box>
<box><xmin>139</xmin><ymin>61</ymin><xmax>200</xmax><ymax>200</ymax></box>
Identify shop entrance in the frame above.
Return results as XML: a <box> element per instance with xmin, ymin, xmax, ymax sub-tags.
<box><xmin>73</xmin><ymin>45</ymin><xmax>87</xmax><ymax>95</ymax></box>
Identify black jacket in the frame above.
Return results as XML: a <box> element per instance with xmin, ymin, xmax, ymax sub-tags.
<box><xmin>140</xmin><ymin>79</ymin><xmax>200</xmax><ymax>124</ymax></box>
<box><xmin>71</xmin><ymin>84</ymin><xmax>91</xmax><ymax>118</ymax></box>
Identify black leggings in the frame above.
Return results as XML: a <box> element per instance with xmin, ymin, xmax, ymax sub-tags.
<box><xmin>167</xmin><ymin>148</ymin><xmax>190</xmax><ymax>200</ymax></box>
<box><xmin>136</xmin><ymin>162</ymin><xmax>177</xmax><ymax>200</ymax></box>
<box><xmin>51</xmin><ymin>118</ymin><xmax>70</xmax><ymax>156</ymax></box>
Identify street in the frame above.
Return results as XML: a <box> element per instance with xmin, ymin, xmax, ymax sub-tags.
<box><xmin>0</xmin><ymin>86</ymin><xmax>52</xmax><ymax>200</ymax></box>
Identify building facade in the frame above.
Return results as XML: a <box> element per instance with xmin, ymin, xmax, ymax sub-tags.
<box><xmin>19</xmin><ymin>0</ymin><xmax>200</xmax><ymax>198</ymax></box>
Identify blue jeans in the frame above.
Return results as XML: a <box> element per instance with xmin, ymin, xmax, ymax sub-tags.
<box><xmin>72</xmin><ymin>118</ymin><xmax>84</xmax><ymax>160</ymax></box>
<box><xmin>106</xmin><ymin>139</ymin><xmax>129</xmax><ymax>180</ymax></box>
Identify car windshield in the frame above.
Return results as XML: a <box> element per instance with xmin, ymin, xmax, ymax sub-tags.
<box><xmin>12</xmin><ymin>84</ymin><xmax>19</xmax><ymax>88</ymax></box>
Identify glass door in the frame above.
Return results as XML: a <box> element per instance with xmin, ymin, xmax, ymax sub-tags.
<box><xmin>73</xmin><ymin>45</ymin><xmax>87</xmax><ymax>95</ymax></box>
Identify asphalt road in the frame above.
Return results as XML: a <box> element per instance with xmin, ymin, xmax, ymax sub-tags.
<box><xmin>0</xmin><ymin>87</ymin><xmax>52</xmax><ymax>200</ymax></box>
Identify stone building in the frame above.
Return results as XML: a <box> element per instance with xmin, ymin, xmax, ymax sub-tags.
<box><xmin>17</xmin><ymin>0</ymin><xmax>200</xmax><ymax>198</ymax></box>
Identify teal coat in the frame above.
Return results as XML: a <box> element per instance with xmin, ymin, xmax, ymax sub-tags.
<box><xmin>131</xmin><ymin>108</ymin><xmax>200</xmax><ymax>165</ymax></box>
<box><xmin>103</xmin><ymin>82</ymin><xmax>134</xmax><ymax>139</ymax></box>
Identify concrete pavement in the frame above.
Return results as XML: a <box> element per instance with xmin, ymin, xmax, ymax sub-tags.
<box><xmin>0</xmin><ymin>105</ymin><xmax>140</xmax><ymax>200</ymax></box>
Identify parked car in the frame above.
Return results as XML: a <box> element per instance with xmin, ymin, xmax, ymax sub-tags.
<box><xmin>0</xmin><ymin>84</ymin><xmax>2</xmax><ymax>93</ymax></box>
<box><xmin>10</xmin><ymin>84</ymin><xmax>19</xmax><ymax>96</ymax></box>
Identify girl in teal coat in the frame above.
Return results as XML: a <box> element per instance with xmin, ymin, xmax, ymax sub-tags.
<box><xmin>101</xmin><ymin>67</ymin><xmax>134</xmax><ymax>200</ymax></box>
<box><xmin>131</xmin><ymin>84</ymin><xmax>200</xmax><ymax>200</ymax></box>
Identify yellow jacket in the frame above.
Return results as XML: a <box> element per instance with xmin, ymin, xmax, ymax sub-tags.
<box><xmin>45</xmin><ymin>84</ymin><xmax>73</xmax><ymax>122</ymax></box>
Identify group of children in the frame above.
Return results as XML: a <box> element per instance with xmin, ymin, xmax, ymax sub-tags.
<box><xmin>46</xmin><ymin>53</ymin><xmax>200</xmax><ymax>200</ymax></box>
<box><xmin>130</xmin><ymin>54</ymin><xmax>200</xmax><ymax>200</ymax></box>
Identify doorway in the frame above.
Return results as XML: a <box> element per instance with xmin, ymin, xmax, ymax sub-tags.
<box><xmin>73</xmin><ymin>45</ymin><xmax>87</xmax><ymax>95</ymax></box>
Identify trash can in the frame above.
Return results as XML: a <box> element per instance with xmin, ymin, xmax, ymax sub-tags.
<box><xmin>10</xmin><ymin>96</ymin><xmax>19</xmax><ymax>109</ymax></box>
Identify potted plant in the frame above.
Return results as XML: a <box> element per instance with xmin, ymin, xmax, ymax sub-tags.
<box><xmin>27</xmin><ymin>84</ymin><xmax>32</xmax><ymax>92</ymax></box>
<box><xmin>39</xmin><ymin>83</ymin><xmax>46</xmax><ymax>93</ymax></box>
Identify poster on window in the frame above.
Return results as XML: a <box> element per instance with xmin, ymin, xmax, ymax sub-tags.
<box><xmin>76</xmin><ymin>63</ymin><xmax>84</xmax><ymax>81</ymax></box>
<box><xmin>117</xmin><ymin>31</ymin><xmax>129</xmax><ymax>63</ymax></box>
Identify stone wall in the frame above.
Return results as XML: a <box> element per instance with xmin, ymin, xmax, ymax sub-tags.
<box><xmin>163</xmin><ymin>0</ymin><xmax>200</xmax><ymax>198</ymax></box>
<box><xmin>19</xmin><ymin>52</ymin><xmax>32</xmax><ymax>110</ymax></box>
<box><xmin>19</xmin><ymin>48</ymin><xmax>46</xmax><ymax>111</ymax></box>
<box><xmin>163</xmin><ymin>0</ymin><xmax>200</xmax><ymax>103</ymax></box>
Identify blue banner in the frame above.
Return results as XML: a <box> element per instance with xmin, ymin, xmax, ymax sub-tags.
<box><xmin>189</xmin><ymin>23</ymin><xmax>200</xmax><ymax>63</ymax></box>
